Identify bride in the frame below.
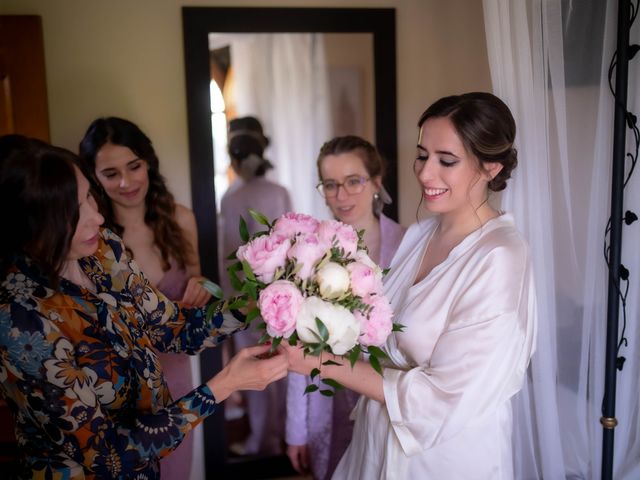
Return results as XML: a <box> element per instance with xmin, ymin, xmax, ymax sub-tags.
<box><xmin>285</xmin><ymin>92</ymin><xmax>537</xmax><ymax>479</ymax></box>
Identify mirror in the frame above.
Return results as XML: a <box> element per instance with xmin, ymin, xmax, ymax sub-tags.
<box><xmin>182</xmin><ymin>7</ymin><xmax>397</xmax><ymax>478</ymax></box>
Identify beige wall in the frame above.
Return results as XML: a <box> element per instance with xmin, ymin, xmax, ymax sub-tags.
<box><xmin>324</xmin><ymin>33</ymin><xmax>375</xmax><ymax>142</ymax></box>
<box><xmin>1</xmin><ymin>0</ymin><xmax>491</xmax><ymax>227</ymax></box>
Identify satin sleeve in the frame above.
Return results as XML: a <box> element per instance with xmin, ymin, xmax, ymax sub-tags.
<box><xmin>382</xmin><ymin>239</ymin><xmax>537</xmax><ymax>456</ymax></box>
<box><xmin>382</xmin><ymin>308</ymin><xmax>532</xmax><ymax>456</ymax></box>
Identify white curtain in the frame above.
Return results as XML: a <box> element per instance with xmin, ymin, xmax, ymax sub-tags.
<box><xmin>210</xmin><ymin>33</ymin><xmax>332</xmax><ymax>219</ymax></box>
<box><xmin>483</xmin><ymin>0</ymin><xmax>640</xmax><ymax>478</ymax></box>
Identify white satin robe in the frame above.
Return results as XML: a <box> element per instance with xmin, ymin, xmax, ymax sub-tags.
<box><xmin>333</xmin><ymin>214</ymin><xmax>537</xmax><ymax>480</ymax></box>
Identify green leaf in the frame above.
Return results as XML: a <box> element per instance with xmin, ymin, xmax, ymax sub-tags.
<box><xmin>243</xmin><ymin>281</ymin><xmax>258</xmax><ymax>301</ymax></box>
<box><xmin>249</xmin><ymin>209</ymin><xmax>272</xmax><ymax>227</ymax></box>
<box><xmin>269</xmin><ymin>336</ymin><xmax>282</xmax><ymax>353</ymax></box>
<box><xmin>200</xmin><ymin>279</ymin><xmax>224</xmax><ymax>299</ymax></box>
<box><xmin>228</xmin><ymin>268</ymin><xmax>243</xmax><ymax>292</ymax></box>
<box><xmin>321</xmin><ymin>378</ymin><xmax>344</xmax><ymax>390</ymax></box>
<box><xmin>348</xmin><ymin>345</ymin><xmax>361</xmax><ymax>368</ymax></box>
<box><xmin>239</xmin><ymin>216</ymin><xmax>249</xmax><ymax>242</ymax></box>
<box><xmin>288</xmin><ymin>331</ymin><xmax>298</xmax><ymax>346</ymax></box>
<box><xmin>392</xmin><ymin>322</ymin><xmax>406</xmax><ymax>332</ymax></box>
<box><xmin>369</xmin><ymin>353</ymin><xmax>383</xmax><ymax>375</ymax></box>
<box><xmin>227</xmin><ymin>297</ymin><xmax>248</xmax><ymax>310</ymax></box>
<box><xmin>245</xmin><ymin>307</ymin><xmax>260</xmax><ymax>325</ymax></box>
<box><xmin>322</xmin><ymin>359</ymin><xmax>342</xmax><ymax>367</ymax></box>
<box><xmin>310</xmin><ymin>368</ymin><xmax>321</xmax><ymax>379</ymax></box>
<box><xmin>308</xmin><ymin>343</ymin><xmax>325</xmax><ymax>357</ymax></box>
<box><xmin>258</xmin><ymin>332</ymin><xmax>271</xmax><ymax>344</ymax></box>
<box><xmin>319</xmin><ymin>389</ymin><xmax>335</xmax><ymax>397</ymax></box>
<box><xmin>226</xmin><ymin>250</ymin><xmax>238</xmax><ymax>261</ymax></box>
<box><xmin>241</xmin><ymin>261</ymin><xmax>256</xmax><ymax>282</ymax></box>
<box><xmin>273</xmin><ymin>267</ymin><xmax>284</xmax><ymax>281</ymax></box>
<box><xmin>382</xmin><ymin>267</ymin><xmax>391</xmax><ymax>276</ymax></box>
<box><xmin>315</xmin><ymin>317</ymin><xmax>330</xmax><ymax>343</ymax></box>
<box><xmin>228</xmin><ymin>261</ymin><xmax>243</xmax><ymax>272</ymax></box>
<box><xmin>367</xmin><ymin>346</ymin><xmax>389</xmax><ymax>360</ymax></box>
<box><xmin>304</xmin><ymin>384</ymin><xmax>319</xmax><ymax>395</ymax></box>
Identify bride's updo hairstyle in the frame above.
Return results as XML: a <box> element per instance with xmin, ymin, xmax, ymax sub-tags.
<box><xmin>417</xmin><ymin>92</ymin><xmax>517</xmax><ymax>192</ymax></box>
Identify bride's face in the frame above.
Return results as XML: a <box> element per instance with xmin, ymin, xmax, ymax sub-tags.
<box><xmin>413</xmin><ymin>116</ymin><xmax>490</xmax><ymax>216</ymax></box>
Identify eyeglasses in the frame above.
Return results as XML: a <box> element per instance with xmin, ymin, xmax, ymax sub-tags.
<box><xmin>316</xmin><ymin>175</ymin><xmax>370</xmax><ymax>198</ymax></box>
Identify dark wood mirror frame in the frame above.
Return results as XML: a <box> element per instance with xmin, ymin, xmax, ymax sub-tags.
<box><xmin>182</xmin><ymin>7</ymin><xmax>396</xmax><ymax>477</ymax></box>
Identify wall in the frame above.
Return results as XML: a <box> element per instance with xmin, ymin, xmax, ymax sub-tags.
<box><xmin>324</xmin><ymin>33</ymin><xmax>375</xmax><ymax>142</ymax></box>
<box><xmin>0</xmin><ymin>0</ymin><xmax>492</xmax><ymax>226</ymax></box>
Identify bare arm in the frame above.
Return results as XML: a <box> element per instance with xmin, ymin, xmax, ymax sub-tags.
<box><xmin>175</xmin><ymin>204</ymin><xmax>211</xmax><ymax>306</ymax></box>
<box><xmin>175</xmin><ymin>204</ymin><xmax>201</xmax><ymax>276</ymax></box>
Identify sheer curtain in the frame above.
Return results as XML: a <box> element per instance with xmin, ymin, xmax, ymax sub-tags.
<box><xmin>210</xmin><ymin>33</ymin><xmax>332</xmax><ymax>219</ymax></box>
<box><xmin>483</xmin><ymin>0</ymin><xmax>640</xmax><ymax>478</ymax></box>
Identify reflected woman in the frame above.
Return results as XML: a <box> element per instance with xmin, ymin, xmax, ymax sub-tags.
<box><xmin>286</xmin><ymin>136</ymin><xmax>405</xmax><ymax>479</ymax></box>
<box><xmin>219</xmin><ymin>116</ymin><xmax>292</xmax><ymax>455</ymax></box>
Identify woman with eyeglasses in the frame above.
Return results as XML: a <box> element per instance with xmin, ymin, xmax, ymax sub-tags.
<box><xmin>285</xmin><ymin>136</ymin><xmax>406</xmax><ymax>480</ymax></box>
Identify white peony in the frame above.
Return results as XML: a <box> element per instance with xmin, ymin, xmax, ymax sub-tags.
<box><xmin>296</xmin><ymin>296</ymin><xmax>360</xmax><ymax>355</ymax></box>
<box><xmin>315</xmin><ymin>262</ymin><xmax>350</xmax><ymax>299</ymax></box>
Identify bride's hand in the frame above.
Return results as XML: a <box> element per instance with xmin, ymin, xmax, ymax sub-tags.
<box><xmin>282</xmin><ymin>342</ymin><xmax>324</xmax><ymax>376</ymax></box>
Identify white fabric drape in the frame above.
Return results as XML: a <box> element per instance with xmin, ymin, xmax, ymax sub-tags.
<box><xmin>210</xmin><ymin>33</ymin><xmax>332</xmax><ymax>219</ymax></box>
<box><xmin>483</xmin><ymin>0</ymin><xmax>640</xmax><ymax>478</ymax></box>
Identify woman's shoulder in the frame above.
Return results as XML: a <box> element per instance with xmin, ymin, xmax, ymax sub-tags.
<box><xmin>478</xmin><ymin>214</ymin><xmax>529</xmax><ymax>261</ymax></box>
<box><xmin>174</xmin><ymin>204</ymin><xmax>197</xmax><ymax>233</ymax></box>
<box><xmin>379</xmin><ymin>213</ymin><xmax>407</xmax><ymax>236</ymax></box>
<box><xmin>466</xmin><ymin>214</ymin><xmax>531</xmax><ymax>288</ymax></box>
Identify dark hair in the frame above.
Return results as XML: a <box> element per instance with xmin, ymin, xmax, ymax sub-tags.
<box><xmin>0</xmin><ymin>139</ymin><xmax>79</xmax><ymax>286</ymax></box>
<box><xmin>78</xmin><ymin>117</ymin><xmax>192</xmax><ymax>271</ymax></box>
<box><xmin>227</xmin><ymin>116</ymin><xmax>272</xmax><ymax>177</ymax></box>
<box><xmin>417</xmin><ymin>92</ymin><xmax>517</xmax><ymax>192</ymax></box>
<box><xmin>316</xmin><ymin>135</ymin><xmax>388</xmax><ymax>215</ymax></box>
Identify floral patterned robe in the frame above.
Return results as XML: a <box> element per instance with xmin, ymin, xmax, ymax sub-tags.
<box><xmin>0</xmin><ymin>229</ymin><xmax>242</xmax><ymax>479</ymax></box>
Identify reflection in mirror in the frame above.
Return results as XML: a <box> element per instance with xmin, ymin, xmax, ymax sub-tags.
<box><xmin>209</xmin><ymin>33</ymin><xmax>375</xmax><ymax>218</ymax></box>
<box><xmin>209</xmin><ymin>31</ymin><xmax>376</xmax><ymax>472</ymax></box>
<box><xmin>182</xmin><ymin>7</ymin><xmax>396</xmax><ymax>478</ymax></box>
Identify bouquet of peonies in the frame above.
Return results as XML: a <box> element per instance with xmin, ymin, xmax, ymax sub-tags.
<box><xmin>211</xmin><ymin>210</ymin><xmax>401</xmax><ymax>395</ymax></box>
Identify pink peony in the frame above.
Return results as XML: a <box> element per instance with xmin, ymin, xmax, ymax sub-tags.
<box><xmin>236</xmin><ymin>233</ymin><xmax>291</xmax><ymax>283</ymax></box>
<box><xmin>317</xmin><ymin>219</ymin><xmax>358</xmax><ymax>258</ymax></box>
<box><xmin>287</xmin><ymin>233</ymin><xmax>330</xmax><ymax>280</ymax></box>
<box><xmin>347</xmin><ymin>261</ymin><xmax>384</xmax><ymax>297</ymax></box>
<box><xmin>258</xmin><ymin>280</ymin><xmax>304</xmax><ymax>338</ymax></box>
<box><xmin>273</xmin><ymin>212</ymin><xmax>320</xmax><ymax>239</ymax></box>
<box><xmin>355</xmin><ymin>294</ymin><xmax>393</xmax><ymax>347</ymax></box>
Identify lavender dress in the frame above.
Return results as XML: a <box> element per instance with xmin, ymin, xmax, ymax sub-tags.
<box><xmin>286</xmin><ymin>214</ymin><xmax>406</xmax><ymax>480</ymax></box>
<box><xmin>156</xmin><ymin>261</ymin><xmax>195</xmax><ymax>479</ymax></box>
